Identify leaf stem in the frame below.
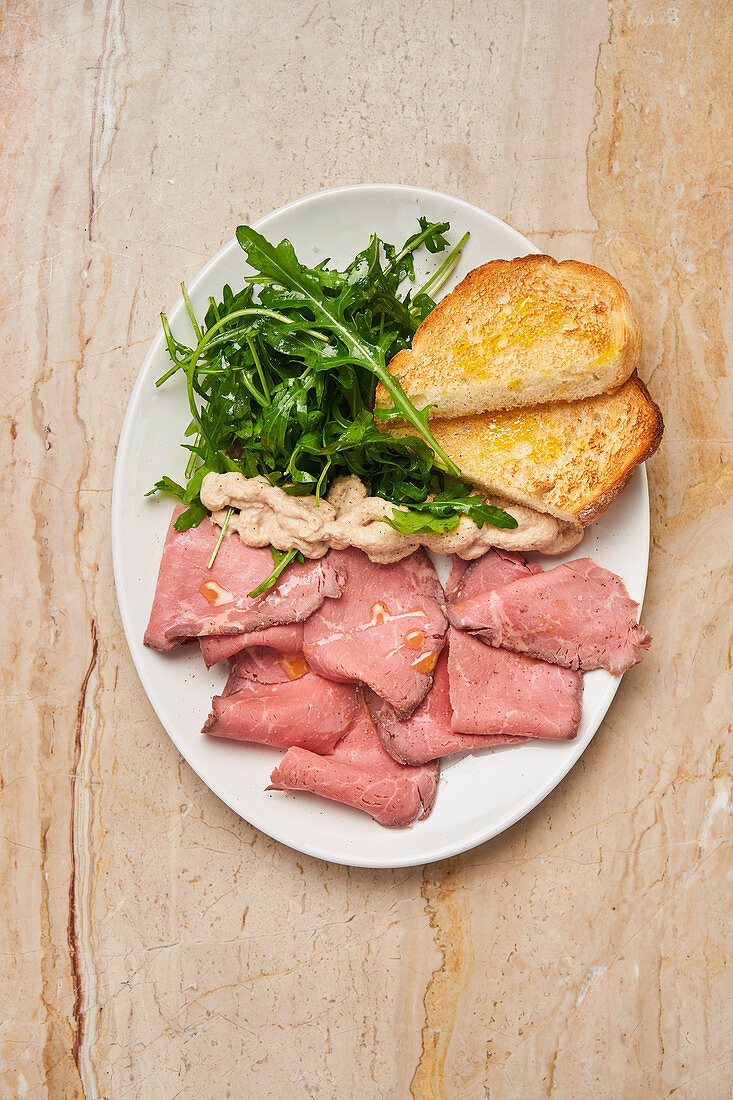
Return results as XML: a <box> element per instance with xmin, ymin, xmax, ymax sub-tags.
<box><xmin>185</xmin><ymin>435</ymin><xmax>200</xmax><ymax>479</ymax></box>
<box><xmin>181</xmin><ymin>282</ymin><xmax>203</xmax><ymax>341</ymax></box>
<box><xmin>417</xmin><ymin>231</ymin><xmax>470</xmax><ymax>299</ymax></box>
<box><xmin>207</xmin><ymin>507</ymin><xmax>233</xmax><ymax>569</ymax></box>
<box><xmin>246</xmin><ymin>335</ymin><xmax>271</xmax><ymax>403</ymax></box>
<box><xmin>248</xmin><ymin>547</ymin><xmax>299</xmax><ymax>598</ymax></box>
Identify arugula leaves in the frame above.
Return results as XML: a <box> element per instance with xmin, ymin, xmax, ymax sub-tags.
<box><xmin>152</xmin><ymin>219</ymin><xmax>517</xmax><ymax>548</ymax></box>
<box><xmin>247</xmin><ymin>547</ymin><xmax>304</xmax><ymax>600</ymax></box>
<box><xmin>388</xmin><ymin>486</ymin><xmax>519</xmax><ymax>536</ymax></box>
<box><xmin>235</xmin><ymin>226</ymin><xmax>461</xmax><ymax>475</ymax></box>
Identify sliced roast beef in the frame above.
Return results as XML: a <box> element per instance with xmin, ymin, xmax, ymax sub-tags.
<box><xmin>366</xmin><ymin>641</ymin><xmax>523</xmax><ymax>765</ymax></box>
<box><xmin>144</xmin><ymin>507</ymin><xmax>344</xmax><ymax>651</ymax></box>
<box><xmin>199</xmin><ymin>622</ymin><xmax>304</xmax><ymax>668</ymax></box>
<box><xmin>448</xmin><ymin>629</ymin><xmax>582</xmax><ymax>739</ymax></box>
<box><xmin>203</xmin><ymin>647</ymin><xmax>357</xmax><ymax>752</ymax></box>
<box><xmin>444</xmin><ymin>555</ymin><xmax>468</xmax><ymax>599</ymax></box>
<box><xmin>450</xmin><ymin>557</ymin><xmax>651</xmax><ymax>675</ymax></box>
<box><xmin>302</xmin><ymin>547</ymin><xmax>447</xmax><ymax>718</ymax></box>
<box><xmin>447</xmin><ymin>547</ymin><xmax>541</xmax><ymax>616</ymax></box>
<box><xmin>267</xmin><ymin>696</ymin><xmax>440</xmax><ymax>827</ymax></box>
<box><xmin>222</xmin><ymin>646</ymin><xmax>308</xmax><ymax>690</ymax></box>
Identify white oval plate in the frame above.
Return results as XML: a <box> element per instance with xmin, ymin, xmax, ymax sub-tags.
<box><xmin>112</xmin><ymin>184</ymin><xmax>649</xmax><ymax>868</ymax></box>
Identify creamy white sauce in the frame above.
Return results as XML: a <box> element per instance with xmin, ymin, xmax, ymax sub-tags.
<box><xmin>201</xmin><ymin>470</ymin><xmax>581</xmax><ymax>563</ymax></box>
<box><xmin>201</xmin><ymin>472</ymin><xmax>583</xmax><ymax>564</ymax></box>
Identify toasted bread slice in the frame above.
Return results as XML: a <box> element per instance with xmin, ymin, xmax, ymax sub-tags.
<box><xmin>386</xmin><ymin>375</ymin><xmax>663</xmax><ymax>527</ymax></box>
<box><xmin>376</xmin><ymin>255</ymin><xmax>642</xmax><ymax>419</ymax></box>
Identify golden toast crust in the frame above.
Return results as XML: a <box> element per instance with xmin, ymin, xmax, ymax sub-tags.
<box><xmin>572</xmin><ymin>376</ymin><xmax>663</xmax><ymax>524</ymax></box>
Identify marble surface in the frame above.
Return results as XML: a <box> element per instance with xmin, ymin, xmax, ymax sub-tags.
<box><xmin>2</xmin><ymin>1</ymin><xmax>731</xmax><ymax>1097</ymax></box>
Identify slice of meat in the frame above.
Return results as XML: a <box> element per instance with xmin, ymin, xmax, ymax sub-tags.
<box><xmin>361</xmin><ymin>555</ymin><xmax>551</xmax><ymax>765</ymax></box>
<box><xmin>144</xmin><ymin>507</ymin><xmax>344</xmax><ymax>651</ymax></box>
<box><xmin>365</xmin><ymin>641</ymin><xmax>523</xmax><ymax>765</ymax></box>
<box><xmin>444</xmin><ymin>555</ymin><xmax>468</xmax><ymax>599</ymax></box>
<box><xmin>223</xmin><ymin>646</ymin><xmax>307</xmax><ymax>690</ymax></box>
<box><xmin>267</xmin><ymin>696</ymin><xmax>440</xmax><ymax>828</ymax></box>
<box><xmin>199</xmin><ymin>622</ymin><xmax>304</xmax><ymax>668</ymax></box>
<box><xmin>451</xmin><ymin>557</ymin><xmax>651</xmax><ymax>675</ymax></box>
<box><xmin>448</xmin><ymin>629</ymin><xmax>582</xmax><ymax>739</ymax></box>
<box><xmin>447</xmin><ymin>547</ymin><xmax>541</xmax><ymax>617</ymax></box>
<box><xmin>302</xmin><ymin>547</ymin><xmax>447</xmax><ymax>718</ymax></box>
<box><xmin>203</xmin><ymin>647</ymin><xmax>357</xmax><ymax>752</ymax></box>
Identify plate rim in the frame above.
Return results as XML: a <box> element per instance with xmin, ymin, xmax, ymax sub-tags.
<box><xmin>112</xmin><ymin>183</ymin><xmax>650</xmax><ymax>869</ymax></box>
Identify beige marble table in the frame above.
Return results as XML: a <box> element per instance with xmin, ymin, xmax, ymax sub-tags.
<box><xmin>2</xmin><ymin>2</ymin><xmax>732</xmax><ymax>1097</ymax></box>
